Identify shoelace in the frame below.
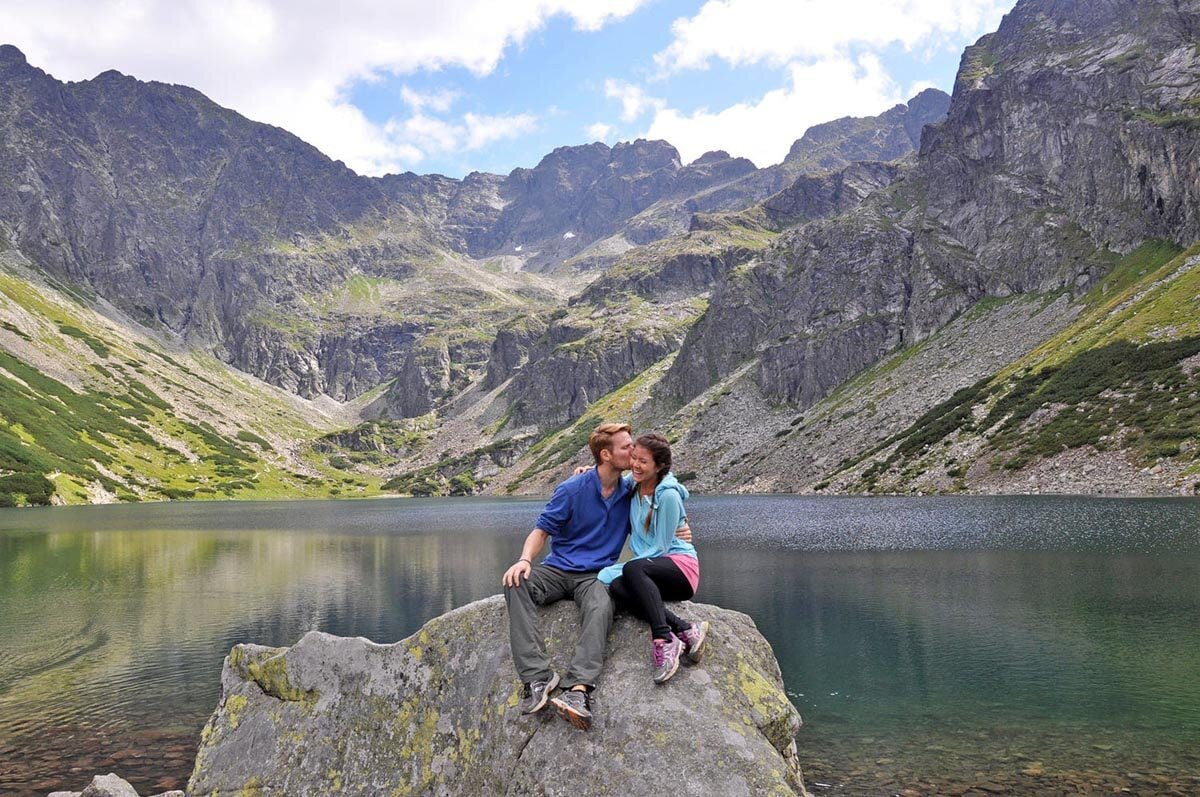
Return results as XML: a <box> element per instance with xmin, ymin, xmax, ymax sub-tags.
<box><xmin>652</xmin><ymin>641</ymin><xmax>666</xmax><ymax>667</ymax></box>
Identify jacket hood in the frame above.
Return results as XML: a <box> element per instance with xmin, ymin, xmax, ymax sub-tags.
<box><xmin>654</xmin><ymin>472</ymin><xmax>689</xmax><ymax>503</ymax></box>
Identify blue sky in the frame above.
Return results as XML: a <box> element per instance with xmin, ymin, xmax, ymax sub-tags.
<box><xmin>350</xmin><ymin>4</ymin><xmax>982</xmax><ymax>176</ymax></box>
<box><xmin>1</xmin><ymin>0</ymin><xmax>1015</xmax><ymax>177</ymax></box>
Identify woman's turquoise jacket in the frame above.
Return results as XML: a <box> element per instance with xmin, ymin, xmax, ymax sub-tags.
<box><xmin>598</xmin><ymin>472</ymin><xmax>694</xmax><ymax>584</ymax></box>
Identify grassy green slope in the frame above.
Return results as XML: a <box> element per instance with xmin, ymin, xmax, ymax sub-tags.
<box><xmin>0</xmin><ymin>254</ymin><xmax>383</xmax><ymax>506</ymax></box>
<box><xmin>842</xmin><ymin>241</ymin><xmax>1200</xmax><ymax>492</ymax></box>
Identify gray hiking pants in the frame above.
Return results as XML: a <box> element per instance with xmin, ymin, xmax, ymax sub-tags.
<box><xmin>505</xmin><ymin>564</ymin><xmax>613</xmax><ymax>690</ymax></box>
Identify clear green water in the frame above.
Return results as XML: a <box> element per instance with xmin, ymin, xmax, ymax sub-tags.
<box><xmin>1</xmin><ymin>496</ymin><xmax>1199</xmax><ymax>795</ymax></box>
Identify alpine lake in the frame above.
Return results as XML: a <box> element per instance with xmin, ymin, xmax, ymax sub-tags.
<box><xmin>2</xmin><ymin>495</ymin><xmax>1199</xmax><ymax>796</ymax></box>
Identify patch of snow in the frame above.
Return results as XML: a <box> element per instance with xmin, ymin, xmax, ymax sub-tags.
<box><xmin>563</xmin><ymin>231</ymin><xmax>576</xmax><ymax>240</ymax></box>
<box><xmin>514</xmin><ymin>245</ymin><xmax>523</xmax><ymax>252</ymax></box>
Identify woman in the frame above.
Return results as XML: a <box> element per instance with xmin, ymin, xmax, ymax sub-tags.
<box><xmin>598</xmin><ymin>432</ymin><xmax>708</xmax><ymax>684</ymax></box>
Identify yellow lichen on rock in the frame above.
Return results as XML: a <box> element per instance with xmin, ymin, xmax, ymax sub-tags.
<box><xmin>247</xmin><ymin>654</ymin><xmax>318</xmax><ymax>707</ymax></box>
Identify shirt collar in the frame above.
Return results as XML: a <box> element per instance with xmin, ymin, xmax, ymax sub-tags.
<box><xmin>590</xmin><ymin>467</ymin><xmax>631</xmax><ymax>504</ymax></box>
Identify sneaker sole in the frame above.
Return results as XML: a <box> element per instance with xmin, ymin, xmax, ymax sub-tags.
<box><xmin>550</xmin><ymin>695</ymin><xmax>593</xmax><ymax>730</ymax></box>
<box><xmin>521</xmin><ymin>672</ymin><xmax>560</xmax><ymax>714</ymax></box>
<box><xmin>685</xmin><ymin>621</ymin><xmax>710</xmax><ymax>664</ymax></box>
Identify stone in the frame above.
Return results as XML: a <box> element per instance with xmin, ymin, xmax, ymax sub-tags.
<box><xmin>188</xmin><ymin>597</ymin><xmax>806</xmax><ymax>796</ymax></box>
<box><xmin>80</xmin><ymin>773</ymin><xmax>138</xmax><ymax>797</ymax></box>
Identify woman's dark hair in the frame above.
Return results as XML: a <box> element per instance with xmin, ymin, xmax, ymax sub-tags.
<box><xmin>636</xmin><ymin>432</ymin><xmax>672</xmax><ymax>533</ymax></box>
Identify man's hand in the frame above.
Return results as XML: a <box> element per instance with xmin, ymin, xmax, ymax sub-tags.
<box><xmin>675</xmin><ymin>519</ymin><xmax>693</xmax><ymax>544</ymax></box>
<box><xmin>502</xmin><ymin>559</ymin><xmax>532</xmax><ymax>588</ymax></box>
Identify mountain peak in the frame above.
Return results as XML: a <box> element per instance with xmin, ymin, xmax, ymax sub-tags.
<box><xmin>0</xmin><ymin>44</ymin><xmax>27</xmax><ymax>65</ymax></box>
<box><xmin>782</xmin><ymin>87</ymin><xmax>951</xmax><ymax>168</ymax></box>
<box><xmin>909</xmin><ymin>87</ymin><xmax>951</xmax><ymax>105</ymax></box>
<box><xmin>692</xmin><ymin>150</ymin><xmax>733</xmax><ymax>164</ymax></box>
<box><xmin>93</xmin><ymin>68</ymin><xmax>132</xmax><ymax>81</ymax></box>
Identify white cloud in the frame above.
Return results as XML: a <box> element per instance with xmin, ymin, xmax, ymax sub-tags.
<box><xmin>463</xmin><ymin>112</ymin><xmax>538</xmax><ymax>150</ymax></box>
<box><xmin>383</xmin><ymin>111</ymin><xmax>536</xmax><ymax>159</ymax></box>
<box><xmin>400</xmin><ymin>85</ymin><xmax>461</xmax><ymax>114</ymax></box>
<box><xmin>566</xmin><ymin>0</ymin><xmax>646</xmax><ymax>31</ymax></box>
<box><xmin>585</xmin><ymin>122</ymin><xmax>614</xmax><ymax>141</ymax></box>
<box><xmin>656</xmin><ymin>0</ymin><xmax>1010</xmax><ymax>71</ymax></box>
<box><xmin>0</xmin><ymin>0</ymin><xmax>647</xmax><ymax>175</ymax></box>
<box><xmin>604</xmin><ymin>78</ymin><xmax>665</xmax><ymax>122</ymax></box>
<box><xmin>644</xmin><ymin>54</ymin><xmax>901</xmax><ymax>167</ymax></box>
<box><xmin>905</xmin><ymin>79</ymin><xmax>939</xmax><ymax>98</ymax></box>
<box><xmin>639</xmin><ymin>0</ymin><xmax>1011</xmax><ymax>167</ymax></box>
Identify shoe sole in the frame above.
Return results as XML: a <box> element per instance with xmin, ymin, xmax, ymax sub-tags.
<box><xmin>550</xmin><ymin>695</ymin><xmax>593</xmax><ymax>730</ymax></box>
<box><xmin>521</xmin><ymin>672</ymin><xmax>560</xmax><ymax>714</ymax></box>
<box><xmin>685</xmin><ymin>621</ymin><xmax>710</xmax><ymax>664</ymax></box>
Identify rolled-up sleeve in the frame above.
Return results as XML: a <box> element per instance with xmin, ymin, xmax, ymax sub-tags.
<box><xmin>535</xmin><ymin>481</ymin><xmax>573</xmax><ymax>537</ymax></box>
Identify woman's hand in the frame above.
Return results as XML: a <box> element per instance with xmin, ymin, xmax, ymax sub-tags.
<box><xmin>572</xmin><ymin>464</ymin><xmax>594</xmax><ymax>476</ymax></box>
<box><xmin>502</xmin><ymin>559</ymin><xmax>532</xmax><ymax>587</ymax></box>
<box><xmin>675</xmin><ymin>519</ymin><xmax>693</xmax><ymax>543</ymax></box>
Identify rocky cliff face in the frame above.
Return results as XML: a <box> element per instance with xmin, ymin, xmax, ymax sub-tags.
<box><xmin>783</xmin><ymin>87</ymin><xmax>950</xmax><ymax>174</ymax></box>
<box><xmin>470</xmin><ymin>140</ymin><xmax>740</xmax><ymax>268</ymax></box>
<box><xmin>186</xmin><ymin>597</ymin><xmax>805</xmax><ymax>796</ymax></box>
<box><xmin>608</xmin><ymin>90</ymin><xmax>951</xmax><ymax>252</ymax></box>
<box><xmin>0</xmin><ymin>41</ymin><xmax>947</xmax><ymax>412</ymax></box>
<box><xmin>660</xmin><ymin>0</ymin><xmax>1200</xmax><ymax>411</ymax></box>
<box><xmin>12</xmin><ymin>0</ymin><xmax>1197</xmax><ymax>501</ymax></box>
<box><xmin>0</xmin><ymin>44</ymin><xmax>450</xmax><ymax>400</ymax></box>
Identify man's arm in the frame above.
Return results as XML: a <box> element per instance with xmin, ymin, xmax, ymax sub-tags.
<box><xmin>503</xmin><ymin>479</ymin><xmax>572</xmax><ymax>587</ymax></box>
<box><xmin>502</xmin><ymin>528</ymin><xmax>550</xmax><ymax>587</ymax></box>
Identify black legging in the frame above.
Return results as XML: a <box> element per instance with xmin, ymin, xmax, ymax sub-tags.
<box><xmin>608</xmin><ymin>557</ymin><xmax>694</xmax><ymax>641</ymax></box>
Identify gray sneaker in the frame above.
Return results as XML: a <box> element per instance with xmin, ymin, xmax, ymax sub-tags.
<box><xmin>550</xmin><ymin>687</ymin><xmax>593</xmax><ymax>730</ymax></box>
<box><xmin>652</xmin><ymin>634</ymin><xmax>683</xmax><ymax>683</ymax></box>
<box><xmin>678</xmin><ymin>620</ymin><xmax>710</xmax><ymax>664</ymax></box>
<box><xmin>519</xmin><ymin>672</ymin><xmax>560</xmax><ymax>714</ymax></box>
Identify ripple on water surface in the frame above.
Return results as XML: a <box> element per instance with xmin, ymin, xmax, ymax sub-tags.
<box><xmin>1</xmin><ymin>495</ymin><xmax>1199</xmax><ymax>795</ymax></box>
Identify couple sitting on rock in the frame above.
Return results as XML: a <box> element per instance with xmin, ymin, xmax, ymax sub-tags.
<box><xmin>501</xmin><ymin>422</ymin><xmax>708</xmax><ymax>731</ymax></box>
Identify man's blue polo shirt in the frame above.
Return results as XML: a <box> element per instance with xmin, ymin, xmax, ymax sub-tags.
<box><xmin>536</xmin><ymin>469</ymin><xmax>633</xmax><ymax>572</ymax></box>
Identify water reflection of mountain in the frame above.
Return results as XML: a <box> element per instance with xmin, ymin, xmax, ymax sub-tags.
<box><xmin>2</xmin><ymin>496</ymin><xmax>1200</xmax><ymax>794</ymax></box>
<box><xmin>0</xmin><ymin>515</ymin><xmax>526</xmax><ymax>748</ymax></box>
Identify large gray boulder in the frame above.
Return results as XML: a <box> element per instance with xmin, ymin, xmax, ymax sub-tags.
<box><xmin>187</xmin><ymin>597</ymin><xmax>806</xmax><ymax>796</ymax></box>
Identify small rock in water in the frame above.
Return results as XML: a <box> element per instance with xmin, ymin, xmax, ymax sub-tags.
<box><xmin>82</xmin><ymin>772</ymin><xmax>139</xmax><ymax>797</ymax></box>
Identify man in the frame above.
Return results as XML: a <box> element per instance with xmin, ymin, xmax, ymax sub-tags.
<box><xmin>501</xmin><ymin>422</ymin><xmax>689</xmax><ymax>730</ymax></box>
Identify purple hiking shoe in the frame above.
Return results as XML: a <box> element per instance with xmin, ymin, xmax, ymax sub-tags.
<box><xmin>678</xmin><ymin>620</ymin><xmax>710</xmax><ymax>664</ymax></box>
<box><xmin>652</xmin><ymin>633</ymin><xmax>683</xmax><ymax>684</ymax></box>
